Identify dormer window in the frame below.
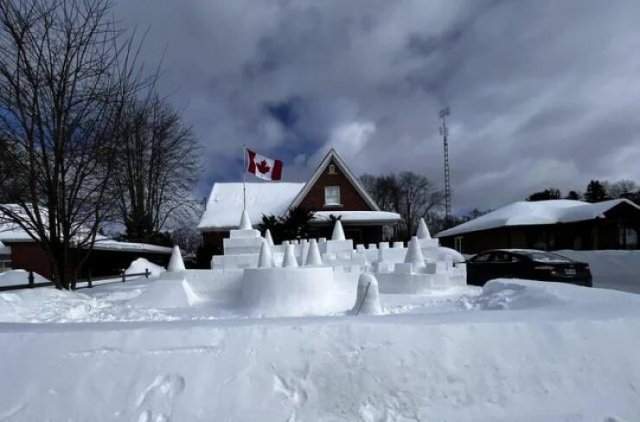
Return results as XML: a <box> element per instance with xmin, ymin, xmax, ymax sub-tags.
<box><xmin>328</xmin><ymin>164</ymin><xmax>337</xmax><ymax>175</ymax></box>
<box><xmin>324</xmin><ymin>186</ymin><xmax>341</xmax><ymax>206</ymax></box>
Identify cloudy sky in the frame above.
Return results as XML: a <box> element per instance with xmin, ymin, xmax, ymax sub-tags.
<box><xmin>115</xmin><ymin>0</ymin><xmax>640</xmax><ymax>213</ymax></box>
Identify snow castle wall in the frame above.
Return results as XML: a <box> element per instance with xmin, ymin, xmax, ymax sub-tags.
<box><xmin>240</xmin><ymin>267</ymin><xmax>357</xmax><ymax>317</ymax></box>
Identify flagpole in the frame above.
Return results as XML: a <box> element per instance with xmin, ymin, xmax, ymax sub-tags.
<box><xmin>242</xmin><ymin>144</ymin><xmax>247</xmax><ymax>211</ymax></box>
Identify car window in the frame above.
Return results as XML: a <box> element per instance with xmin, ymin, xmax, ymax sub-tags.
<box><xmin>527</xmin><ymin>251</ymin><xmax>572</xmax><ymax>263</ymax></box>
<box><xmin>487</xmin><ymin>252</ymin><xmax>521</xmax><ymax>263</ymax></box>
<box><xmin>472</xmin><ymin>253</ymin><xmax>492</xmax><ymax>262</ymax></box>
<box><xmin>491</xmin><ymin>252</ymin><xmax>509</xmax><ymax>263</ymax></box>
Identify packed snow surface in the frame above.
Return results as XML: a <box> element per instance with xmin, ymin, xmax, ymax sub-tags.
<box><xmin>1</xmin><ymin>276</ymin><xmax>640</xmax><ymax>420</ymax></box>
<box><xmin>437</xmin><ymin>198</ymin><xmax>640</xmax><ymax>237</ymax></box>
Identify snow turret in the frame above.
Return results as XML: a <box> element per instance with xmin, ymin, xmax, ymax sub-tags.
<box><xmin>283</xmin><ymin>244</ymin><xmax>299</xmax><ymax>268</ymax></box>
<box><xmin>258</xmin><ymin>239</ymin><xmax>274</xmax><ymax>268</ymax></box>
<box><xmin>351</xmin><ymin>273</ymin><xmax>382</xmax><ymax>315</ymax></box>
<box><xmin>404</xmin><ymin>236</ymin><xmax>425</xmax><ymax>268</ymax></box>
<box><xmin>167</xmin><ymin>245</ymin><xmax>186</xmax><ymax>272</ymax></box>
<box><xmin>416</xmin><ymin>218</ymin><xmax>431</xmax><ymax>240</ymax></box>
<box><xmin>264</xmin><ymin>229</ymin><xmax>275</xmax><ymax>247</ymax></box>
<box><xmin>239</xmin><ymin>209</ymin><xmax>252</xmax><ymax>230</ymax></box>
<box><xmin>304</xmin><ymin>239</ymin><xmax>323</xmax><ymax>266</ymax></box>
<box><xmin>331</xmin><ymin>219</ymin><xmax>346</xmax><ymax>241</ymax></box>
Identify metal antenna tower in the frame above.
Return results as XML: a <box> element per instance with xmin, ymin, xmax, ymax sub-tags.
<box><xmin>439</xmin><ymin>107</ymin><xmax>452</xmax><ymax>223</ymax></box>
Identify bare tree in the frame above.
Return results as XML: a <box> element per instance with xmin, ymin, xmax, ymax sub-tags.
<box><xmin>0</xmin><ymin>0</ymin><xmax>145</xmax><ymax>288</ymax></box>
<box><xmin>113</xmin><ymin>95</ymin><xmax>199</xmax><ymax>243</ymax></box>
<box><xmin>605</xmin><ymin>180</ymin><xmax>638</xmax><ymax>200</ymax></box>
<box><xmin>361</xmin><ymin>171</ymin><xmax>443</xmax><ymax>239</ymax></box>
<box><xmin>397</xmin><ymin>172</ymin><xmax>443</xmax><ymax>237</ymax></box>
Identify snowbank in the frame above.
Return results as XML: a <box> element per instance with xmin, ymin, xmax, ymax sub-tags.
<box><xmin>1</xmin><ymin>280</ymin><xmax>640</xmax><ymax>420</ymax></box>
<box><xmin>556</xmin><ymin>250</ymin><xmax>640</xmax><ymax>294</ymax></box>
<box><xmin>0</xmin><ymin>286</ymin><xmax>171</xmax><ymax>323</ymax></box>
<box><xmin>125</xmin><ymin>258</ymin><xmax>165</xmax><ymax>278</ymax></box>
<box><xmin>0</xmin><ymin>269</ymin><xmax>49</xmax><ymax>287</ymax></box>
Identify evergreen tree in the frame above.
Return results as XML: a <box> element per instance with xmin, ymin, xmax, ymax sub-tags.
<box><xmin>526</xmin><ymin>188</ymin><xmax>561</xmax><ymax>201</ymax></box>
<box><xmin>565</xmin><ymin>190</ymin><xmax>581</xmax><ymax>200</ymax></box>
<box><xmin>584</xmin><ymin>180</ymin><xmax>608</xmax><ymax>203</ymax></box>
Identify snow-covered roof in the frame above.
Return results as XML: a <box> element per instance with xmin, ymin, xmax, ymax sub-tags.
<box><xmin>0</xmin><ymin>223</ymin><xmax>33</xmax><ymax>242</ymax></box>
<box><xmin>198</xmin><ymin>182</ymin><xmax>306</xmax><ymax>230</ymax></box>
<box><xmin>437</xmin><ymin>199</ymin><xmax>640</xmax><ymax>238</ymax></box>
<box><xmin>0</xmin><ymin>240</ymin><xmax>10</xmax><ymax>255</ymax></box>
<box><xmin>311</xmin><ymin>211</ymin><xmax>401</xmax><ymax>224</ymax></box>
<box><xmin>92</xmin><ymin>239</ymin><xmax>172</xmax><ymax>254</ymax></box>
<box><xmin>1</xmin><ymin>205</ymin><xmax>171</xmax><ymax>254</ymax></box>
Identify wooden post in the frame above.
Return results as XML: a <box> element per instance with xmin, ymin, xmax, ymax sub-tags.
<box><xmin>28</xmin><ymin>271</ymin><xmax>34</xmax><ymax>287</ymax></box>
<box><xmin>121</xmin><ymin>269</ymin><xmax>126</xmax><ymax>283</ymax></box>
<box><xmin>145</xmin><ymin>268</ymin><xmax>150</xmax><ymax>279</ymax></box>
<box><xmin>87</xmin><ymin>269</ymin><xmax>92</xmax><ymax>288</ymax></box>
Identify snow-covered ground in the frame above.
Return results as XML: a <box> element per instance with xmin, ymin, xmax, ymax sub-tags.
<box><xmin>0</xmin><ymin>269</ymin><xmax>49</xmax><ymax>287</ymax></box>
<box><xmin>1</xmin><ymin>276</ymin><xmax>640</xmax><ymax>421</ymax></box>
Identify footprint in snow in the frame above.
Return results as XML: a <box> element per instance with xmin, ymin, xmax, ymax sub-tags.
<box><xmin>136</xmin><ymin>374</ymin><xmax>185</xmax><ymax>422</ymax></box>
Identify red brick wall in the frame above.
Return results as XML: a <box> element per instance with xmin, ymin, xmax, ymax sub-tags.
<box><xmin>298</xmin><ymin>158</ymin><xmax>372</xmax><ymax>211</ymax></box>
<box><xmin>9</xmin><ymin>242</ymin><xmax>53</xmax><ymax>279</ymax></box>
<box><xmin>8</xmin><ymin>241</ymin><xmax>171</xmax><ymax>280</ymax></box>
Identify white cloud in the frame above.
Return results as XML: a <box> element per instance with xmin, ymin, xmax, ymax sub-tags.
<box><xmin>114</xmin><ymin>0</ymin><xmax>640</xmax><ymax>212</ymax></box>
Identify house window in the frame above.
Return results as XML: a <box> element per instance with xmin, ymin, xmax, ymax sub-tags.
<box><xmin>454</xmin><ymin>236</ymin><xmax>463</xmax><ymax>253</ymax></box>
<box><xmin>324</xmin><ymin>186</ymin><xmax>341</xmax><ymax>206</ymax></box>
<box><xmin>0</xmin><ymin>254</ymin><xmax>11</xmax><ymax>272</ymax></box>
<box><xmin>328</xmin><ymin>164</ymin><xmax>337</xmax><ymax>175</ymax></box>
<box><xmin>618</xmin><ymin>225</ymin><xmax>638</xmax><ymax>249</ymax></box>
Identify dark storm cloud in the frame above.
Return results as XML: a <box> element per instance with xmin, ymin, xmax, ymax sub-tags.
<box><xmin>114</xmin><ymin>0</ymin><xmax>640</xmax><ymax>212</ymax></box>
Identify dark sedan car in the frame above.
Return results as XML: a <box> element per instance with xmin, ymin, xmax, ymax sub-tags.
<box><xmin>466</xmin><ymin>249</ymin><xmax>592</xmax><ymax>287</ymax></box>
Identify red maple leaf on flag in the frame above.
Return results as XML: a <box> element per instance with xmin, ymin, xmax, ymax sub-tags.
<box><xmin>256</xmin><ymin>160</ymin><xmax>271</xmax><ymax>174</ymax></box>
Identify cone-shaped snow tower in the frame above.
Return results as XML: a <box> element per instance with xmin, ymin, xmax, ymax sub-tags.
<box><xmin>239</xmin><ymin>209</ymin><xmax>253</xmax><ymax>230</ymax></box>
<box><xmin>283</xmin><ymin>244</ymin><xmax>299</xmax><ymax>268</ymax></box>
<box><xmin>331</xmin><ymin>219</ymin><xmax>346</xmax><ymax>241</ymax></box>
<box><xmin>167</xmin><ymin>245</ymin><xmax>186</xmax><ymax>272</ymax></box>
<box><xmin>304</xmin><ymin>239</ymin><xmax>323</xmax><ymax>266</ymax></box>
<box><xmin>264</xmin><ymin>229</ymin><xmax>275</xmax><ymax>247</ymax></box>
<box><xmin>416</xmin><ymin>218</ymin><xmax>431</xmax><ymax>240</ymax></box>
<box><xmin>352</xmin><ymin>273</ymin><xmax>382</xmax><ymax>315</ymax></box>
<box><xmin>404</xmin><ymin>236</ymin><xmax>425</xmax><ymax>267</ymax></box>
<box><xmin>258</xmin><ymin>239</ymin><xmax>274</xmax><ymax>268</ymax></box>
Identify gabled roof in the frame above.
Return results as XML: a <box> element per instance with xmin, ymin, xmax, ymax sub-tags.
<box><xmin>198</xmin><ymin>182</ymin><xmax>306</xmax><ymax>230</ymax></box>
<box><xmin>436</xmin><ymin>199</ymin><xmax>640</xmax><ymax>238</ymax></box>
<box><xmin>289</xmin><ymin>148</ymin><xmax>381</xmax><ymax>211</ymax></box>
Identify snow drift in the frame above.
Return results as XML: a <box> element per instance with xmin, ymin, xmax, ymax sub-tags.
<box><xmin>1</xmin><ymin>279</ymin><xmax>640</xmax><ymax>420</ymax></box>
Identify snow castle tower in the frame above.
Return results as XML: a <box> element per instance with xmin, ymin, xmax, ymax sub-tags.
<box><xmin>167</xmin><ymin>245</ymin><xmax>186</xmax><ymax>272</ymax></box>
<box><xmin>211</xmin><ymin>208</ymin><xmax>265</xmax><ymax>269</ymax></box>
<box><xmin>351</xmin><ymin>273</ymin><xmax>382</xmax><ymax>315</ymax></box>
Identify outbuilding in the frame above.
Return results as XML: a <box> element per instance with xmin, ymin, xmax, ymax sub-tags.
<box><xmin>437</xmin><ymin>199</ymin><xmax>640</xmax><ymax>254</ymax></box>
<box><xmin>0</xmin><ymin>218</ymin><xmax>171</xmax><ymax>280</ymax></box>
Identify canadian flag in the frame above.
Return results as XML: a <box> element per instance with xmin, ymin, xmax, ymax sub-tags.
<box><xmin>246</xmin><ymin>148</ymin><xmax>283</xmax><ymax>181</ymax></box>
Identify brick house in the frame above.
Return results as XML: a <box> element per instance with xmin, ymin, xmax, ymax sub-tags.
<box><xmin>198</xmin><ymin>148</ymin><xmax>401</xmax><ymax>253</ymax></box>
<box><xmin>437</xmin><ymin>199</ymin><xmax>640</xmax><ymax>254</ymax></box>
